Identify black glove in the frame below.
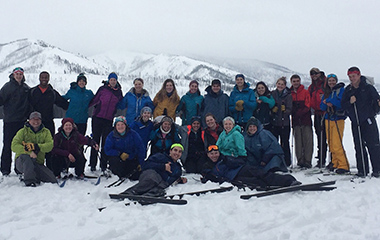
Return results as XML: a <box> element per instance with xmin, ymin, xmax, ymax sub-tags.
<box><xmin>33</xmin><ymin>144</ymin><xmax>40</xmax><ymax>154</ymax></box>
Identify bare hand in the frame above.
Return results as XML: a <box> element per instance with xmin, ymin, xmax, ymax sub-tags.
<box><xmin>181</xmin><ymin>177</ymin><xmax>187</xmax><ymax>183</ymax></box>
<box><xmin>350</xmin><ymin>96</ymin><xmax>356</xmax><ymax>104</ymax></box>
<box><xmin>326</xmin><ymin>102</ymin><xmax>333</xmax><ymax>107</ymax></box>
<box><xmin>323</xmin><ymin>99</ymin><xmax>326</xmax><ymax>104</ymax></box>
<box><xmin>30</xmin><ymin>152</ymin><xmax>37</xmax><ymax>159</ymax></box>
<box><xmin>165</xmin><ymin>162</ymin><xmax>172</xmax><ymax>173</ymax></box>
<box><xmin>94</xmin><ymin>144</ymin><xmax>99</xmax><ymax>151</ymax></box>
<box><xmin>257</xmin><ymin>99</ymin><xmax>262</xmax><ymax>104</ymax></box>
<box><xmin>68</xmin><ymin>154</ymin><xmax>76</xmax><ymax>162</ymax></box>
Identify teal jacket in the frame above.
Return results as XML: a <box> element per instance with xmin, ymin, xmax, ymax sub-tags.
<box><xmin>216</xmin><ymin>125</ymin><xmax>247</xmax><ymax>157</ymax></box>
<box><xmin>63</xmin><ymin>82</ymin><xmax>94</xmax><ymax>123</ymax></box>
<box><xmin>176</xmin><ymin>91</ymin><xmax>204</xmax><ymax>126</ymax></box>
<box><xmin>11</xmin><ymin>123</ymin><xmax>54</xmax><ymax>165</ymax></box>
<box><xmin>229</xmin><ymin>82</ymin><xmax>257</xmax><ymax>124</ymax></box>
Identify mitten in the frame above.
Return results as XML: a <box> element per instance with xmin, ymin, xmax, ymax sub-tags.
<box><xmin>235</xmin><ymin>100</ymin><xmax>244</xmax><ymax>111</ymax></box>
<box><xmin>120</xmin><ymin>152</ymin><xmax>129</xmax><ymax>161</ymax></box>
<box><xmin>281</xmin><ymin>105</ymin><xmax>286</xmax><ymax>112</ymax></box>
<box><xmin>272</xmin><ymin>106</ymin><xmax>278</xmax><ymax>113</ymax></box>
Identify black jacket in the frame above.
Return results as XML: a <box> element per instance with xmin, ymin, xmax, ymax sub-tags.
<box><xmin>0</xmin><ymin>74</ymin><xmax>30</xmax><ymax>123</ymax></box>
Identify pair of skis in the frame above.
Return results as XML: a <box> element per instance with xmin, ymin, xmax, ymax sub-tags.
<box><xmin>58</xmin><ymin>174</ymin><xmax>101</xmax><ymax>188</ymax></box>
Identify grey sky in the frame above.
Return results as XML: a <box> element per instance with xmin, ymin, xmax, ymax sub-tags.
<box><xmin>1</xmin><ymin>0</ymin><xmax>380</xmax><ymax>81</ymax></box>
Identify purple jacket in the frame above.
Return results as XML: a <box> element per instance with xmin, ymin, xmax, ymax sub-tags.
<box><xmin>52</xmin><ymin>128</ymin><xmax>93</xmax><ymax>157</ymax></box>
<box><xmin>90</xmin><ymin>82</ymin><xmax>123</xmax><ymax>121</ymax></box>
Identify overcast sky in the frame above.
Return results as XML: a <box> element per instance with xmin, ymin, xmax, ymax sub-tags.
<box><xmin>1</xmin><ymin>0</ymin><xmax>380</xmax><ymax>81</ymax></box>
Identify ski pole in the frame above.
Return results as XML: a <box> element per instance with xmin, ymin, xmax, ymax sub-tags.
<box><xmin>353</xmin><ymin>102</ymin><xmax>366</xmax><ymax>176</ymax></box>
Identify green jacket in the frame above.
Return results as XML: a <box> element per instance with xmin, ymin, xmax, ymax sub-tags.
<box><xmin>11</xmin><ymin>123</ymin><xmax>53</xmax><ymax>165</ymax></box>
<box><xmin>216</xmin><ymin>125</ymin><xmax>247</xmax><ymax>157</ymax></box>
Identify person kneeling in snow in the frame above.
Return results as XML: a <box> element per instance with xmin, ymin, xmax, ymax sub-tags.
<box><xmin>104</xmin><ymin>116</ymin><xmax>146</xmax><ymax>180</ymax></box>
<box><xmin>201</xmin><ymin>145</ymin><xmax>300</xmax><ymax>188</ymax></box>
<box><xmin>11</xmin><ymin>112</ymin><xmax>57</xmax><ymax>187</ymax></box>
<box><xmin>122</xmin><ymin>143</ymin><xmax>187</xmax><ymax>197</ymax></box>
<box><xmin>51</xmin><ymin>118</ymin><xmax>99</xmax><ymax>179</ymax></box>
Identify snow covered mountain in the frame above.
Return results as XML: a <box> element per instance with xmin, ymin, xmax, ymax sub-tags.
<box><xmin>0</xmin><ymin>38</ymin><xmax>309</xmax><ymax>96</ymax></box>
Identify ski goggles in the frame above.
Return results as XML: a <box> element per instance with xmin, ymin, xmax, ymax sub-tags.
<box><xmin>207</xmin><ymin>145</ymin><xmax>219</xmax><ymax>153</ymax></box>
<box><xmin>327</xmin><ymin>74</ymin><xmax>337</xmax><ymax>78</ymax></box>
<box><xmin>12</xmin><ymin>67</ymin><xmax>24</xmax><ymax>73</ymax></box>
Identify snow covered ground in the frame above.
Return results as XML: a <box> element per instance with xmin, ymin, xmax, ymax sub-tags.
<box><xmin>1</xmin><ymin>118</ymin><xmax>380</xmax><ymax>240</ymax></box>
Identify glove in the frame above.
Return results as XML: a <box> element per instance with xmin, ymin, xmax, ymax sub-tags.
<box><xmin>23</xmin><ymin>142</ymin><xmax>34</xmax><ymax>152</ymax></box>
<box><xmin>272</xmin><ymin>106</ymin><xmax>278</xmax><ymax>113</ymax></box>
<box><xmin>137</xmin><ymin>164</ymin><xmax>141</xmax><ymax>171</ymax></box>
<box><xmin>281</xmin><ymin>105</ymin><xmax>286</xmax><ymax>112</ymax></box>
<box><xmin>120</xmin><ymin>152</ymin><xmax>129</xmax><ymax>161</ymax></box>
<box><xmin>235</xmin><ymin>100</ymin><xmax>244</xmax><ymax>111</ymax></box>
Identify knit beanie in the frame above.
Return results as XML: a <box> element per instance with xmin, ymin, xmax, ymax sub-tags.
<box><xmin>140</xmin><ymin>106</ymin><xmax>152</xmax><ymax>116</ymax></box>
<box><xmin>190</xmin><ymin>116</ymin><xmax>201</xmax><ymax>125</ymax></box>
<box><xmin>29</xmin><ymin>111</ymin><xmax>42</xmax><ymax>120</ymax></box>
<box><xmin>61</xmin><ymin>118</ymin><xmax>74</xmax><ymax>126</ymax></box>
<box><xmin>108</xmin><ymin>72</ymin><xmax>118</xmax><ymax>81</ymax></box>
<box><xmin>114</xmin><ymin>116</ymin><xmax>127</xmax><ymax>126</ymax></box>
<box><xmin>77</xmin><ymin>73</ymin><xmax>87</xmax><ymax>83</ymax></box>
<box><xmin>245</xmin><ymin>117</ymin><xmax>260</xmax><ymax>132</ymax></box>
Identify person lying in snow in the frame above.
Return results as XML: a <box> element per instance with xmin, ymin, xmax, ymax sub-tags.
<box><xmin>122</xmin><ymin>143</ymin><xmax>187</xmax><ymax>197</ymax></box>
<box><xmin>201</xmin><ymin>145</ymin><xmax>301</xmax><ymax>188</ymax></box>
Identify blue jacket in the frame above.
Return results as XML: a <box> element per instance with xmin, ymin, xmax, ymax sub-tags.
<box><xmin>341</xmin><ymin>76</ymin><xmax>380</xmax><ymax>124</ymax></box>
<box><xmin>119</xmin><ymin>88</ymin><xmax>154</xmax><ymax>125</ymax></box>
<box><xmin>63</xmin><ymin>82</ymin><xmax>94</xmax><ymax>124</ymax></box>
<box><xmin>176</xmin><ymin>91</ymin><xmax>204</xmax><ymax>126</ymax></box>
<box><xmin>129</xmin><ymin>119</ymin><xmax>153</xmax><ymax>147</ymax></box>
<box><xmin>142</xmin><ymin>153</ymin><xmax>182</xmax><ymax>185</ymax></box>
<box><xmin>244</xmin><ymin>121</ymin><xmax>287</xmax><ymax>173</ymax></box>
<box><xmin>320</xmin><ymin>83</ymin><xmax>346</xmax><ymax>121</ymax></box>
<box><xmin>229</xmin><ymin>82</ymin><xmax>257</xmax><ymax>124</ymax></box>
<box><xmin>201</xmin><ymin>154</ymin><xmax>245</xmax><ymax>182</ymax></box>
<box><xmin>150</xmin><ymin>127</ymin><xmax>181</xmax><ymax>155</ymax></box>
<box><xmin>104</xmin><ymin>128</ymin><xmax>146</xmax><ymax>166</ymax></box>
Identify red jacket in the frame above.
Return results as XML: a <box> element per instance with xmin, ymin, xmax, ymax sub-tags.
<box><xmin>291</xmin><ymin>84</ymin><xmax>312</xmax><ymax>126</ymax></box>
<box><xmin>308</xmin><ymin>79</ymin><xmax>326</xmax><ymax>115</ymax></box>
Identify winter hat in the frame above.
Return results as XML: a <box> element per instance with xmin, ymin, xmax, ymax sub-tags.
<box><xmin>61</xmin><ymin>118</ymin><xmax>74</xmax><ymax>126</ymax></box>
<box><xmin>246</xmin><ymin>117</ymin><xmax>260</xmax><ymax>129</ymax></box>
<box><xmin>140</xmin><ymin>106</ymin><xmax>152</xmax><ymax>115</ymax></box>
<box><xmin>114</xmin><ymin>116</ymin><xmax>127</xmax><ymax>126</ymax></box>
<box><xmin>235</xmin><ymin>74</ymin><xmax>245</xmax><ymax>80</ymax></box>
<box><xmin>29</xmin><ymin>111</ymin><xmax>42</xmax><ymax>120</ymax></box>
<box><xmin>160</xmin><ymin>116</ymin><xmax>173</xmax><ymax>125</ymax></box>
<box><xmin>347</xmin><ymin>66</ymin><xmax>361</xmax><ymax>76</ymax></box>
<box><xmin>77</xmin><ymin>73</ymin><xmax>87</xmax><ymax>83</ymax></box>
<box><xmin>211</xmin><ymin>79</ymin><xmax>221</xmax><ymax>86</ymax></box>
<box><xmin>190</xmin><ymin>116</ymin><xmax>202</xmax><ymax>125</ymax></box>
<box><xmin>12</xmin><ymin>67</ymin><xmax>24</xmax><ymax>74</ymax></box>
<box><xmin>189</xmin><ymin>80</ymin><xmax>199</xmax><ymax>87</ymax></box>
<box><xmin>310</xmin><ymin>67</ymin><xmax>321</xmax><ymax>74</ymax></box>
<box><xmin>108</xmin><ymin>72</ymin><xmax>118</xmax><ymax>81</ymax></box>
<box><xmin>170</xmin><ymin>143</ymin><xmax>184</xmax><ymax>151</ymax></box>
<box><xmin>222</xmin><ymin>116</ymin><xmax>235</xmax><ymax>125</ymax></box>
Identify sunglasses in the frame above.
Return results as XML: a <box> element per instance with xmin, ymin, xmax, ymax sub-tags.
<box><xmin>207</xmin><ymin>145</ymin><xmax>219</xmax><ymax>152</ymax></box>
<box><xmin>310</xmin><ymin>71</ymin><xmax>319</xmax><ymax>75</ymax></box>
<box><xmin>327</xmin><ymin>74</ymin><xmax>337</xmax><ymax>78</ymax></box>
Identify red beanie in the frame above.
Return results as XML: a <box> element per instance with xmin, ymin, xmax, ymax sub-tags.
<box><xmin>62</xmin><ymin>118</ymin><xmax>74</xmax><ymax>126</ymax></box>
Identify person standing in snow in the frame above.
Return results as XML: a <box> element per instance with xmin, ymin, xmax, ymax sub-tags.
<box><xmin>176</xmin><ymin>80</ymin><xmax>204</xmax><ymax>126</ymax></box>
<box><xmin>308</xmin><ymin>67</ymin><xmax>327</xmax><ymax>168</ymax></box>
<box><xmin>62</xmin><ymin>73</ymin><xmax>94</xmax><ymax>135</ymax></box>
<box><xmin>118</xmin><ymin>77</ymin><xmax>154</xmax><ymax>125</ymax></box>
<box><xmin>88</xmin><ymin>72</ymin><xmax>123</xmax><ymax>174</ymax></box>
<box><xmin>290</xmin><ymin>74</ymin><xmax>313</xmax><ymax>169</ymax></box>
<box><xmin>341</xmin><ymin>66</ymin><xmax>380</xmax><ymax>178</ymax></box>
<box><xmin>201</xmin><ymin>145</ymin><xmax>300</xmax><ymax>187</ymax></box>
<box><xmin>229</xmin><ymin>74</ymin><xmax>257</xmax><ymax>129</ymax></box>
<box><xmin>152</xmin><ymin>79</ymin><xmax>180</xmax><ymax>120</ymax></box>
<box><xmin>253</xmin><ymin>81</ymin><xmax>275</xmax><ymax>131</ymax></box>
<box><xmin>28</xmin><ymin>71</ymin><xmax>69</xmax><ymax>170</ymax></box>
<box><xmin>51</xmin><ymin>118</ymin><xmax>99</xmax><ymax>178</ymax></box>
<box><xmin>201</xmin><ymin>79</ymin><xmax>229</xmax><ymax>127</ymax></box>
<box><xmin>320</xmin><ymin>74</ymin><xmax>349</xmax><ymax>174</ymax></box>
<box><xmin>0</xmin><ymin>67</ymin><xmax>31</xmax><ymax>176</ymax></box>
<box><xmin>271</xmin><ymin>77</ymin><xmax>293</xmax><ymax>167</ymax></box>
<box><xmin>122</xmin><ymin>143</ymin><xmax>187</xmax><ymax>197</ymax></box>
<box><xmin>11</xmin><ymin>112</ymin><xmax>56</xmax><ymax>187</ymax></box>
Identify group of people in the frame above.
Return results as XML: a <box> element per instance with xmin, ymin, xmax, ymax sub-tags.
<box><xmin>1</xmin><ymin>65</ymin><xmax>379</xmax><ymax>192</ymax></box>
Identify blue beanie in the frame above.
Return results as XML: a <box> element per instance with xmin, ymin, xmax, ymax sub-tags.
<box><xmin>108</xmin><ymin>72</ymin><xmax>118</xmax><ymax>80</ymax></box>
